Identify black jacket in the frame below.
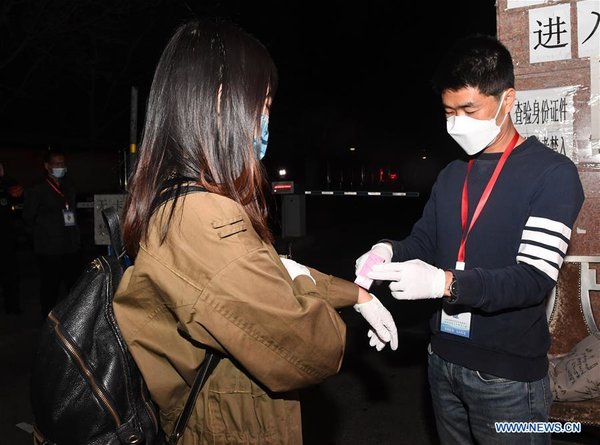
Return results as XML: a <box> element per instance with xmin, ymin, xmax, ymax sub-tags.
<box><xmin>23</xmin><ymin>176</ymin><xmax>80</xmax><ymax>255</ymax></box>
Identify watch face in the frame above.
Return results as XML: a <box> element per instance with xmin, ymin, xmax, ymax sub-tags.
<box><xmin>449</xmin><ymin>278</ymin><xmax>458</xmax><ymax>302</ymax></box>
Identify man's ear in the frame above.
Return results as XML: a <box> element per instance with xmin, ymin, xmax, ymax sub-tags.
<box><xmin>504</xmin><ymin>88</ymin><xmax>517</xmax><ymax>112</ymax></box>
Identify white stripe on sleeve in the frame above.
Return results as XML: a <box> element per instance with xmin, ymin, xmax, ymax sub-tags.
<box><xmin>518</xmin><ymin>243</ymin><xmax>564</xmax><ymax>267</ymax></box>
<box><xmin>522</xmin><ymin>229</ymin><xmax>569</xmax><ymax>254</ymax></box>
<box><xmin>525</xmin><ymin>216</ymin><xmax>572</xmax><ymax>239</ymax></box>
<box><xmin>516</xmin><ymin>255</ymin><xmax>559</xmax><ymax>281</ymax></box>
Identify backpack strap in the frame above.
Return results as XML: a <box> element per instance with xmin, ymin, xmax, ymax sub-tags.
<box><xmin>101</xmin><ymin>206</ymin><xmax>131</xmax><ymax>268</ymax></box>
<box><xmin>152</xmin><ymin>183</ymin><xmax>207</xmax><ymax>214</ymax></box>
<box><xmin>104</xmin><ymin>184</ymin><xmax>219</xmax><ymax>444</ymax></box>
<box><xmin>145</xmin><ymin>182</ymin><xmax>220</xmax><ymax>444</ymax></box>
<box><xmin>167</xmin><ymin>350</ymin><xmax>221</xmax><ymax>445</ymax></box>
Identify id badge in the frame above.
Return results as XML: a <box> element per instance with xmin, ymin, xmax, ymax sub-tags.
<box><xmin>63</xmin><ymin>209</ymin><xmax>76</xmax><ymax>226</ymax></box>
<box><xmin>440</xmin><ymin>260</ymin><xmax>471</xmax><ymax>337</ymax></box>
<box><xmin>440</xmin><ymin>309</ymin><xmax>471</xmax><ymax>338</ymax></box>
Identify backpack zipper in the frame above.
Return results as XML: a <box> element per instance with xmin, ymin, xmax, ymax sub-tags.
<box><xmin>141</xmin><ymin>384</ymin><xmax>159</xmax><ymax>432</ymax></box>
<box><xmin>93</xmin><ymin>258</ymin><xmax>159</xmax><ymax>433</ymax></box>
<box><xmin>48</xmin><ymin>312</ymin><xmax>121</xmax><ymax>427</ymax></box>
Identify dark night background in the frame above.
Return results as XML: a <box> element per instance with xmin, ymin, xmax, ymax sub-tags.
<box><xmin>3</xmin><ymin>5</ymin><xmax>600</xmax><ymax>444</ymax></box>
<box><xmin>0</xmin><ymin>0</ymin><xmax>497</xmax><ymax>194</ymax></box>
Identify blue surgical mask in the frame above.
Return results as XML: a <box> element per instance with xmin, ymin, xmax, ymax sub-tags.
<box><xmin>253</xmin><ymin>114</ymin><xmax>269</xmax><ymax>160</ymax></box>
<box><xmin>52</xmin><ymin>167</ymin><xmax>67</xmax><ymax>178</ymax></box>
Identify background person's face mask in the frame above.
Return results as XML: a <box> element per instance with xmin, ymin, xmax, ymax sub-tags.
<box><xmin>446</xmin><ymin>92</ymin><xmax>507</xmax><ymax>155</ymax></box>
<box><xmin>253</xmin><ymin>113</ymin><xmax>269</xmax><ymax>160</ymax></box>
<box><xmin>52</xmin><ymin>167</ymin><xmax>67</xmax><ymax>178</ymax></box>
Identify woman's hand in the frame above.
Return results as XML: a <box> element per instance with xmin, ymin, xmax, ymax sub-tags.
<box><xmin>353</xmin><ymin>287</ymin><xmax>398</xmax><ymax>351</ymax></box>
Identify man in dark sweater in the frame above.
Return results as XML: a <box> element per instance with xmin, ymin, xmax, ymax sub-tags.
<box><xmin>23</xmin><ymin>149</ymin><xmax>81</xmax><ymax>318</ymax></box>
<box><xmin>356</xmin><ymin>35</ymin><xmax>584</xmax><ymax>444</ymax></box>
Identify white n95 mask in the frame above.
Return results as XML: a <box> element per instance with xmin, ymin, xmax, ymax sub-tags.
<box><xmin>446</xmin><ymin>92</ymin><xmax>507</xmax><ymax>156</ymax></box>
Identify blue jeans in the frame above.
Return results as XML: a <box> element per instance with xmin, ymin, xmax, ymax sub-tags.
<box><xmin>427</xmin><ymin>345</ymin><xmax>552</xmax><ymax>445</ymax></box>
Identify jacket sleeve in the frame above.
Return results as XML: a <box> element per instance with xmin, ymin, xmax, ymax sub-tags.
<box><xmin>452</xmin><ymin>161</ymin><xmax>585</xmax><ymax>312</ymax></box>
<box><xmin>190</xmin><ymin>250</ymin><xmax>351</xmax><ymax>393</ymax></box>
<box><xmin>142</xmin><ymin>245</ymin><xmax>349</xmax><ymax>394</ymax></box>
<box><xmin>306</xmin><ymin>267</ymin><xmax>358</xmax><ymax>309</ymax></box>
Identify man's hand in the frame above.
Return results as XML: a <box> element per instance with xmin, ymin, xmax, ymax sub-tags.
<box><xmin>354</xmin><ymin>294</ymin><xmax>398</xmax><ymax>351</ymax></box>
<box><xmin>355</xmin><ymin>242</ymin><xmax>393</xmax><ymax>276</ymax></box>
<box><xmin>368</xmin><ymin>259</ymin><xmax>446</xmax><ymax>300</ymax></box>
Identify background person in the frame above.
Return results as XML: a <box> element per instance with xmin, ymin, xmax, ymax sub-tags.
<box><xmin>356</xmin><ymin>34</ymin><xmax>584</xmax><ymax>444</ymax></box>
<box><xmin>113</xmin><ymin>18</ymin><xmax>398</xmax><ymax>445</ymax></box>
<box><xmin>23</xmin><ymin>149</ymin><xmax>81</xmax><ymax>318</ymax></box>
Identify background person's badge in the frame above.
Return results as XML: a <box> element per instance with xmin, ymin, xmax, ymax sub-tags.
<box><xmin>63</xmin><ymin>209</ymin><xmax>76</xmax><ymax>226</ymax></box>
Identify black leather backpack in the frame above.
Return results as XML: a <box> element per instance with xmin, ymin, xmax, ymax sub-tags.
<box><xmin>30</xmin><ymin>186</ymin><xmax>220</xmax><ymax>445</ymax></box>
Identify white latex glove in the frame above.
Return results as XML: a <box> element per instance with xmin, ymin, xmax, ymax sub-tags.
<box><xmin>280</xmin><ymin>257</ymin><xmax>316</xmax><ymax>284</ymax></box>
<box><xmin>367</xmin><ymin>330</ymin><xmax>387</xmax><ymax>351</ymax></box>
<box><xmin>368</xmin><ymin>259</ymin><xmax>446</xmax><ymax>300</ymax></box>
<box><xmin>354</xmin><ymin>294</ymin><xmax>398</xmax><ymax>351</ymax></box>
<box><xmin>354</xmin><ymin>242</ymin><xmax>393</xmax><ymax>276</ymax></box>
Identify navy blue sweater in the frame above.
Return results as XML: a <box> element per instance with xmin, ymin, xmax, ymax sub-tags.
<box><xmin>389</xmin><ymin>136</ymin><xmax>584</xmax><ymax>381</ymax></box>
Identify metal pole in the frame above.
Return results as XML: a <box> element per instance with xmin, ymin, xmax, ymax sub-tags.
<box><xmin>126</xmin><ymin>85</ymin><xmax>138</xmax><ymax>189</ymax></box>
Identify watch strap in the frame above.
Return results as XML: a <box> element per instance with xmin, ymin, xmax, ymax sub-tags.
<box><xmin>446</xmin><ymin>273</ymin><xmax>458</xmax><ymax>303</ymax></box>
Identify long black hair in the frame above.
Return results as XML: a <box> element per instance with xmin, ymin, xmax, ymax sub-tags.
<box><xmin>123</xmin><ymin>18</ymin><xmax>278</xmax><ymax>256</ymax></box>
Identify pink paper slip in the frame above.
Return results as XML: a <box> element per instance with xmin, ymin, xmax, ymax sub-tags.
<box><xmin>354</xmin><ymin>252</ymin><xmax>385</xmax><ymax>289</ymax></box>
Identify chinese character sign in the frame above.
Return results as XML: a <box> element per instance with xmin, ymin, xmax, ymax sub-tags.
<box><xmin>529</xmin><ymin>3</ymin><xmax>572</xmax><ymax>63</ymax></box>
<box><xmin>577</xmin><ymin>0</ymin><xmax>600</xmax><ymax>58</ymax></box>
<box><xmin>511</xmin><ymin>86</ymin><xmax>579</xmax><ymax>161</ymax></box>
<box><xmin>94</xmin><ymin>194</ymin><xmax>127</xmax><ymax>245</ymax></box>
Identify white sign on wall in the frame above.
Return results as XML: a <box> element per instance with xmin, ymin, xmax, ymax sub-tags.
<box><xmin>511</xmin><ymin>86</ymin><xmax>579</xmax><ymax>161</ymax></box>
<box><xmin>94</xmin><ymin>194</ymin><xmax>127</xmax><ymax>246</ymax></box>
<box><xmin>507</xmin><ymin>0</ymin><xmax>545</xmax><ymax>9</ymax></box>
<box><xmin>577</xmin><ymin>0</ymin><xmax>600</xmax><ymax>58</ymax></box>
<box><xmin>588</xmin><ymin>56</ymin><xmax>600</xmax><ymax>162</ymax></box>
<box><xmin>529</xmin><ymin>3</ymin><xmax>572</xmax><ymax>63</ymax></box>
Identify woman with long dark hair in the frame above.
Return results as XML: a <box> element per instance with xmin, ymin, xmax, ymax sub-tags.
<box><xmin>114</xmin><ymin>19</ymin><xmax>397</xmax><ymax>444</ymax></box>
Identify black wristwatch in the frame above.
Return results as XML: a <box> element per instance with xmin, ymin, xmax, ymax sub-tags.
<box><xmin>446</xmin><ymin>273</ymin><xmax>458</xmax><ymax>303</ymax></box>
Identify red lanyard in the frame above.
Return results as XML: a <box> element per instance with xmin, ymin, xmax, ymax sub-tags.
<box><xmin>457</xmin><ymin>132</ymin><xmax>520</xmax><ymax>266</ymax></box>
<box><xmin>45</xmin><ymin>178</ymin><xmax>69</xmax><ymax>209</ymax></box>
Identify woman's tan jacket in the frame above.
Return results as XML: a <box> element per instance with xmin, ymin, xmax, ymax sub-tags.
<box><xmin>113</xmin><ymin>191</ymin><xmax>358</xmax><ymax>444</ymax></box>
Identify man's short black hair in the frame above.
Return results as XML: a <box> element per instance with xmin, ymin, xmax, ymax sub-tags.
<box><xmin>432</xmin><ymin>34</ymin><xmax>515</xmax><ymax>97</ymax></box>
